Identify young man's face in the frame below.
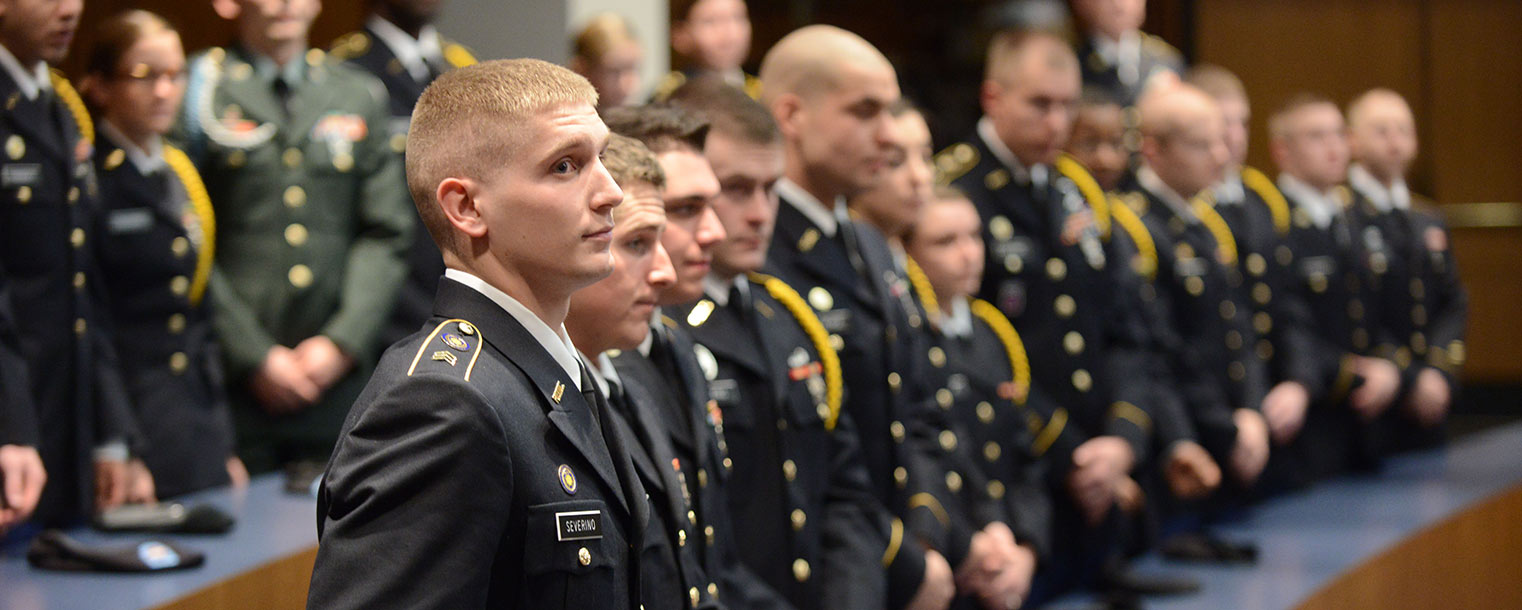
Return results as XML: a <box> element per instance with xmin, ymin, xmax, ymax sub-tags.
<box><xmin>578</xmin><ymin>40</ymin><xmax>642</xmax><ymax>111</ymax></box>
<box><xmin>230</xmin><ymin>0</ymin><xmax>320</xmax><ymax>47</ymax></box>
<box><xmin>1348</xmin><ymin>96</ymin><xmax>1417</xmax><ymax>182</ymax></box>
<box><xmin>568</xmin><ymin>181</ymin><xmax>675</xmax><ymax>353</ymax></box>
<box><xmin>905</xmin><ymin>197</ymin><xmax>985</xmax><ymax>305</ymax></box>
<box><xmin>1066</xmin><ymin>103</ymin><xmax>1128</xmax><ymax>191</ymax></box>
<box><xmin>0</xmin><ymin>0</ymin><xmax>83</xmax><ymax>66</ymax></box>
<box><xmin>984</xmin><ymin>52</ymin><xmax>1081</xmax><ymax>168</ymax></box>
<box><xmin>673</xmin><ymin>0</ymin><xmax>751</xmax><ymax>72</ymax></box>
<box><xmin>96</xmin><ymin>30</ymin><xmax>186</xmax><ymax>142</ymax></box>
<box><xmin>1217</xmin><ymin>94</ymin><xmax>1251</xmax><ymax>167</ymax></box>
<box><xmin>706</xmin><ymin>131</ymin><xmax>783</xmax><ymax>277</ymax></box>
<box><xmin>790</xmin><ymin>60</ymin><xmax>901</xmax><ymax>197</ymax></box>
<box><xmin>476</xmin><ymin>102</ymin><xmax>623</xmax><ymax>296</ymax></box>
<box><xmin>1275</xmin><ymin>103</ymin><xmax>1350</xmax><ymax>191</ymax></box>
<box><xmin>656</xmin><ymin>147</ymin><xmax>726</xmax><ymax>304</ymax></box>
<box><xmin>1147</xmin><ymin>108</ymin><xmax>1229</xmax><ymax>198</ymax></box>
<box><xmin>851</xmin><ymin>110</ymin><xmax>933</xmax><ymax>238</ymax></box>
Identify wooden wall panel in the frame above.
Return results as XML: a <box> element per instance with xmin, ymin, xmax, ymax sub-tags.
<box><xmin>1425</xmin><ymin>1</ymin><xmax>1522</xmax><ymax>203</ymax></box>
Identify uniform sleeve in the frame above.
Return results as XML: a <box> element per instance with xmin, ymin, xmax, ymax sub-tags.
<box><xmin>0</xmin><ymin>259</ymin><xmax>39</xmax><ymax>447</ymax></box>
<box><xmin>308</xmin><ymin>374</ymin><xmax>513</xmax><ymax>610</ymax></box>
<box><xmin>207</xmin><ymin>267</ymin><xmax>279</xmax><ymax>380</ymax></box>
<box><xmin>1419</xmin><ymin>217</ymin><xmax>1468</xmax><ymax>385</ymax></box>
<box><xmin>1004</xmin><ymin>396</ymin><xmax>1056</xmax><ymax>562</ymax></box>
<box><xmin>818</xmin><ymin>406</ymin><xmax>891</xmax><ymax>610</ymax></box>
<box><xmin>319</xmin><ymin>81</ymin><xmax>414</xmax><ymax>361</ymax></box>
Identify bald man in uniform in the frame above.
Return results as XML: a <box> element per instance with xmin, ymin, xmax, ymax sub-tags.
<box><xmin>308</xmin><ymin>59</ymin><xmax>646</xmax><ymax>609</ymax></box>
<box><xmin>1345</xmin><ymin>89</ymin><xmax>1466</xmax><ymax>455</ymax></box>
<box><xmin>758</xmin><ymin>25</ymin><xmax>977</xmax><ymax>610</ymax></box>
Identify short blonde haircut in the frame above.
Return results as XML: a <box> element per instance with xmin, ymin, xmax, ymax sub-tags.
<box><xmin>603</xmin><ymin>133</ymin><xmax>665</xmax><ymax>191</ymax></box>
<box><xmin>1345</xmin><ymin>88</ymin><xmax>1412</xmax><ymax>131</ymax></box>
<box><xmin>406</xmin><ymin>59</ymin><xmax>599</xmax><ymax>255</ymax></box>
<box><xmin>571</xmin><ymin>13</ymin><xmax>639</xmax><ymax>66</ymax></box>
<box><xmin>984</xmin><ymin>29</ymin><xmax>1077</xmax><ymax>85</ymax></box>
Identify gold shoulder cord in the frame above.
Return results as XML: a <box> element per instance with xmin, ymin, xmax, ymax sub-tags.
<box><xmin>49</xmin><ymin>71</ymin><xmax>93</xmax><ymax>145</ymax></box>
<box><xmin>1191</xmin><ymin>197</ymin><xmax>1239</xmax><ymax>266</ymax></box>
<box><xmin>749</xmin><ymin>272</ymin><xmax>843</xmax><ymax>431</ymax></box>
<box><xmin>1107</xmin><ymin>197</ymin><xmax>1158</xmax><ymax>280</ymax></box>
<box><xmin>968</xmin><ymin>298</ymin><xmax>1031</xmax><ymax>405</ymax></box>
<box><xmin>1241</xmin><ymin>166</ymin><xmax>1291</xmax><ymax>236</ymax></box>
<box><xmin>903</xmin><ymin>256</ymin><xmax>940</xmax><ymax>329</ymax></box>
<box><xmin>163</xmin><ymin>145</ymin><xmax>216</xmax><ymax>306</ymax></box>
<box><xmin>1056</xmin><ymin>153</ymin><xmax>1110</xmax><ymax>239</ymax></box>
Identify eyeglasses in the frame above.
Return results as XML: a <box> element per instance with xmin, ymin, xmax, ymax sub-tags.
<box><xmin>117</xmin><ymin>63</ymin><xmax>187</xmax><ymax>86</ymax></box>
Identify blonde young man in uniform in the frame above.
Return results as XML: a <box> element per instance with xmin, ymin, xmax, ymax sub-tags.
<box><xmin>309</xmin><ymin>59</ymin><xmax>646</xmax><ymax>609</ymax></box>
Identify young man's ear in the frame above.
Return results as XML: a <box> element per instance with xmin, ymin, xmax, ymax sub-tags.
<box><xmin>770</xmin><ymin>93</ymin><xmax>804</xmax><ymax>142</ymax></box>
<box><xmin>211</xmin><ymin>0</ymin><xmax>242</xmax><ymax>21</ymax></box>
<box><xmin>436</xmin><ymin>177</ymin><xmax>489</xmax><ymax>239</ymax></box>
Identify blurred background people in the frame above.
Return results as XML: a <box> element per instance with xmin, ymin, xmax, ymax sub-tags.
<box><xmin>569</xmin><ymin>13</ymin><xmax>645</xmax><ymax>112</ymax></box>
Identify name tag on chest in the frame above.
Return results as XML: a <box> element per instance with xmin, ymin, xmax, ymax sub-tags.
<box><xmin>2</xmin><ymin>163</ymin><xmax>41</xmax><ymax>187</ymax></box>
<box><xmin>556</xmin><ymin>510</ymin><xmax>603</xmax><ymax>541</ymax></box>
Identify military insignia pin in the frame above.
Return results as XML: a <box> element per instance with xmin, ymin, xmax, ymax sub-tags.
<box><xmin>552</xmin><ymin>381</ymin><xmax>565</xmax><ymax>403</ymax></box>
<box><xmin>558</xmin><ymin>464</ymin><xmax>577</xmax><ymax>494</ymax></box>
<box><xmin>442</xmin><ymin>332</ymin><xmax>468</xmax><ymax>351</ymax></box>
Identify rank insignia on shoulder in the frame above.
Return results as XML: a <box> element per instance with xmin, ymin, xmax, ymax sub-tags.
<box><xmin>558</xmin><ymin>464</ymin><xmax>577</xmax><ymax>494</ymax></box>
<box><xmin>431</xmin><ymin>351</ymin><xmax>458</xmax><ymax>366</ymax></box>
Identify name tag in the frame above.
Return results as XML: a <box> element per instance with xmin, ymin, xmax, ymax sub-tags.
<box><xmin>1174</xmin><ymin>257</ymin><xmax>1207</xmax><ymax>278</ymax></box>
<box><xmin>818</xmin><ymin>309</ymin><xmax>851</xmax><ymax>334</ymax></box>
<box><xmin>108</xmin><ymin>208</ymin><xmax>155</xmax><ymax>234</ymax></box>
<box><xmin>556</xmin><ymin>509</ymin><xmax>603</xmax><ymax>541</ymax></box>
<box><xmin>2</xmin><ymin>163</ymin><xmax>40</xmax><ymax>187</ymax></box>
<box><xmin>1299</xmin><ymin>256</ymin><xmax>1335</xmax><ymax>277</ymax></box>
<box><xmin>709</xmin><ymin>378</ymin><xmax>740</xmax><ymax>406</ymax></box>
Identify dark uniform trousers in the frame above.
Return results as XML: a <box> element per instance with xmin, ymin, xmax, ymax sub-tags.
<box><xmin>1260</xmin><ymin>188</ymin><xmax>1387</xmax><ymax>489</ymax></box>
<box><xmin>603</xmin><ymin>370</ymin><xmax>723</xmax><ymax>610</ymax></box>
<box><xmin>612</xmin><ymin>322</ymin><xmax>786</xmax><ymax>609</ymax></box>
<box><xmin>673</xmin><ymin>273</ymin><xmax>903</xmax><ymax>610</ymax></box>
<box><xmin>1345</xmin><ymin>192</ymin><xmax>1467</xmax><ymax>456</ymax></box>
<box><xmin>91</xmin><ymin>137</ymin><xmax>235</xmax><ymax>498</ymax></box>
<box><xmin>177</xmin><ymin>46</ymin><xmax>413</xmax><ymax>471</ymax></box>
<box><xmin>309</xmin><ymin>278</ymin><xmax>646</xmax><ymax>609</ymax></box>
<box><xmin>767</xmin><ymin>194</ymin><xmax>1002</xmax><ymax>606</ymax></box>
<box><xmin>329</xmin><ymin>24</ymin><xmax>477</xmax><ymax>347</ymax></box>
<box><xmin>0</xmin><ymin>67</ymin><xmax>135</xmax><ymax>526</ymax></box>
<box><xmin>1121</xmin><ymin>186</ymin><xmax>1269</xmax><ymax>466</ymax></box>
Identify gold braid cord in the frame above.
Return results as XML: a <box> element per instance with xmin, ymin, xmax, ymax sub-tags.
<box><xmin>968</xmin><ymin>298</ymin><xmax>1031</xmax><ymax>405</ymax></box>
<box><xmin>903</xmin><ymin>256</ymin><xmax>940</xmax><ymax>329</ymax></box>
<box><xmin>750</xmin><ymin>272</ymin><xmax>843</xmax><ymax>431</ymax></box>
<box><xmin>1056</xmin><ymin>153</ymin><xmax>1110</xmax><ymax>239</ymax></box>
<box><xmin>1108</xmin><ymin>196</ymin><xmax>1159</xmax><ymax>280</ymax></box>
<box><xmin>163</xmin><ymin>145</ymin><xmax>216</xmax><ymax>306</ymax></box>
<box><xmin>1191</xmin><ymin>197</ymin><xmax>1239</xmax><ymax>266</ymax></box>
<box><xmin>49</xmin><ymin>71</ymin><xmax>93</xmax><ymax>145</ymax></box>
<box><xmin>1241</xmin><ymin>166</ymin><xmax>1291</xmax><ymax>236</ymax></box>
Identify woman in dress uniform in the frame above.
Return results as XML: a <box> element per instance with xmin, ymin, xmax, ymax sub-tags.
<box><xmin>80</xmin><ymin>11</ymin><xmax>245</xmax><ymax>499</ymax></box>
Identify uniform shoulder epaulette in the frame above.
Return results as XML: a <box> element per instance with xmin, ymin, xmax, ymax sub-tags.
<box><xmin>1190</xmin><ymin>196</ymin><xmax>1239</xmax><ymax>266</ymax></box>
<box><xmin>932</xmin><ymin>142</ymin><xmax>979</xmax><ymax>186</ymax></box>
<box><xmin>1240</xmin><ymin>165</ymin><xmax>1291</xmax><ymax>236</ymax></box>
<box><xmin>903</xmin><ymin>256</ymin><xmax>939</xmax><ymax>329</ymax></box>
<box><xmin>407</xmin><ymin>319</ymin><xmax>485</xmax><ymax>380</ymax></box>
<box><xmin>48</xmin><ymin>70</ymin><xmax>92</xmax><ymax>146</ymax></box>
<box><xmin>747</xmin><ymin>272</ymin><xmax>842</xmax><ymax>431</ymax></box>
<box><xmin>1056</xmin><ymin>153</ymin><xmax>1111</xmax><ymax>238</ymax></box>
<box><xmin>1107</xmin><ymin>195</ymin><xmax>1158</xmax><ymax>280</ymax></box>
<box><xmin>328</xmin><ymin>31</ymin><xmax>370</xmax><ymax>60</ymax></box>
<box><xmin>968</xmin><ymin>298</ymin><xmax>1031</xmax><ymax>406</ymax></box>
<box><xmin>651</xmin><ymin>71</ymin><xmax>686</xmax><ymax>102</ymax></box>
<box><xmin>443</xmin><ymin>40</ymin><xmax>478</xmax><ymax>68</ymax></box>
<box><xmin>163</xmin><ymin>144</ymin><xmax>216</xmax><ymax>306</ymax></box>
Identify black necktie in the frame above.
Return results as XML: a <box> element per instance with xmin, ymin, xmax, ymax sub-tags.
<box><xmin>272</xmin><ymin>78</ymin><xmax>294</xmax><ymax>118</ymax></box>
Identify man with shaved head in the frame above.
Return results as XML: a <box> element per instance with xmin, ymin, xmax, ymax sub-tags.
<box><xmin>1120</xmin><ymin>83</ymin><xmax>1271</xmax><ymax>491</ymax></box>
<box><xmin>1345</xmin><ymin>89</ymin><xmax>1467</xmax><ymax>456</ymax></box>
<box><xmin>760</xmin><ymin>24</ymin><xmax>971</xmax><ymax>610</ymax></box>
<box><xmin>310</xmin><ymin>59</ymin><xmax>646</xmax><ymax>609</ymax></box>
<box><xmin>1260</xmin><ymin>94</ymin><xmax>1400</xmax><ymax>488</ymax></box>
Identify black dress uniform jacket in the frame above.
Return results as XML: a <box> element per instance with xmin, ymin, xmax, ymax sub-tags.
<box><xmin>0</xmin><ymin>66</ymin><xmax>134</xmax><ymax>524</ymax></box>
<box><xmin>938</xmin><ymin>137</ymin><xmax>1156</xmax><ymax>475</ymax></box>
<box><xmin>673</xmin><ymin>273</ymin><xmax>902</xmax><ymax>610</ymax></box>
<box><xmin>91</xmin><ymin>135</ymin><xmax>234</xmax><ymax>498</ymax></box>
<box><xmin>767</xmin><ymin>191</ymin><xmax>990</xmax><ymax>605</ymax></box>
<box><xmin>1076</xmin><ymin>33</ymin><xmax>1185</xmax><ymax>108</ymax></box>
<box><xmin>1121</xmin><ymin>183</ymin><xmax>1269</xmax><ymax>463</ymax></box>
<box><xmin>329</xmin><ymin>24</ymin><xmax>477</xmax><ymax>347</ymax></box>
<box><xmin>612</xmin><ymin>320</ymin><xmax>786</xmax><ymax>609</ymax></box>
<box><xmin>309</xmin><ymin>278</ymin><xmax>647</xmax><ymax>609</ymax></box>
